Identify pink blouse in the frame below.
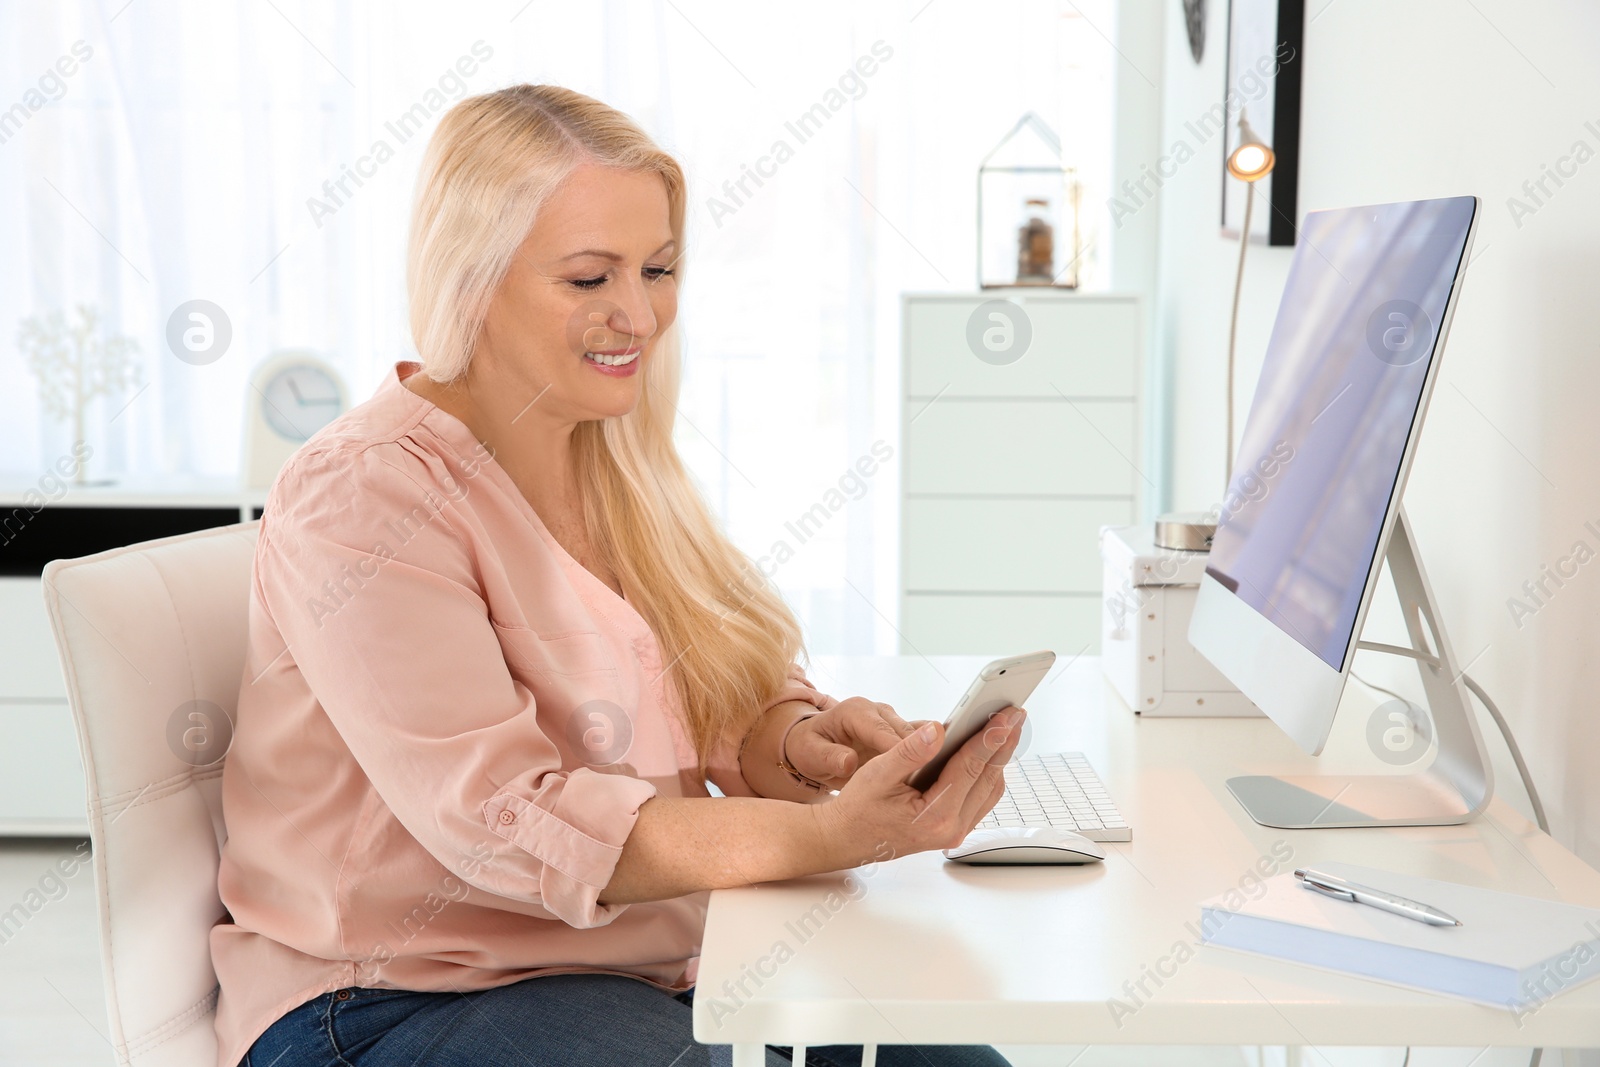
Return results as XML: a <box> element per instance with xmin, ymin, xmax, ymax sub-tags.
<box><xmin>210</xmin><ymin>360</ymin><xmax>837</xmax><ymax>1067</ymax></box>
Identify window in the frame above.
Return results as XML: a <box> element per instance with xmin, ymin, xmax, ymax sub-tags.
<box><xmin>2</xmin><ymin>0</ymin><xmax>1114</xmax><ymax>654</ymax></box>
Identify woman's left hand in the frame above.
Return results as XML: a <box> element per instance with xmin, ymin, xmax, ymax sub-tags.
<box><xmin>782</xmin><ymin>697</ymin><xmax>931</xmax><ymax>790</ymax></box>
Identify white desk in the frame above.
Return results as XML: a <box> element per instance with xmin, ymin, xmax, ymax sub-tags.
<box><xmin>692</xmin><ymin>655</ymin><xmax>1600</xmax><ymax>1063</ymax></box>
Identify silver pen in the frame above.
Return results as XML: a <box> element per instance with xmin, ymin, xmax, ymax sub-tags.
<box><xmin>1294</xmin><ymin>868</ymin><xmax>1463</xmax><ymax>927</ymax></box>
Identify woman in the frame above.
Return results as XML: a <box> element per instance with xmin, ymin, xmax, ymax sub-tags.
<box><xmin>213</xmin><ymin>84</ymin><xmax>1023</xmax><ymax>1067</ymax></box>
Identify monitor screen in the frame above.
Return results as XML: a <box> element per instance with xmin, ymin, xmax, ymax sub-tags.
<box><xmin>1204</xmin><ymin>196</ymin><xmax>1476</xmax><ymax>670</ymax></box>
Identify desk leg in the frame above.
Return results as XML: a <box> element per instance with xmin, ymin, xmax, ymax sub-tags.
<box><xmin>727</xmin><ymin>1041</ymin><xmax>875</xmax><ymax>1065</ymax></box>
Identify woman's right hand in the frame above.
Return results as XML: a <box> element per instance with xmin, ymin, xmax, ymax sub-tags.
<box><xmin>811</xmin><ymin>707</ymin><xmax>1025</xmax><ymax>869</ymax></box>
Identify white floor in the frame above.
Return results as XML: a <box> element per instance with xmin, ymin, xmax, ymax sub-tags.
<box><xmin>995</xmin><ymin>1050</ymin><xmax>1554</xmax><ymax>1067</ymax></box>
<box><xmin>0</xmin><ymin>837</ymin><xmax>1575</xmax><ymax>1067</ymax></box>
<box><xmin>0</xmin><ymin>837</ymin><xmax>115</xmax><ymax>1066</ymax></box>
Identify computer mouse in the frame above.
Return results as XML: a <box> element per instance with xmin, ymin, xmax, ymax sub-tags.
<box><xmin>942</xmin><ymin>826</ymin><xmax>1106</xmax><ymax>865</ymax></box>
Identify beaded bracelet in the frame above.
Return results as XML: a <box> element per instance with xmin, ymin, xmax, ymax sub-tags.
<box><xmin>776</xmin><ymin>711</ymin><xmax>829</xmax><ymax>792</ymax></box>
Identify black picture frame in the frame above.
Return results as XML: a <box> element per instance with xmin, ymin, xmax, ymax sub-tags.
<box><xmin>1222</xmin><ymin>0</ymin><xmax>1304</xmax><ymax>245</ymax></box>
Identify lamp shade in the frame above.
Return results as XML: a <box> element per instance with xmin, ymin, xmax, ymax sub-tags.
<box><xmin>1226</xmin><ymin>112</ymin><xmax>1275</xmax><ymax>182</ymax></box>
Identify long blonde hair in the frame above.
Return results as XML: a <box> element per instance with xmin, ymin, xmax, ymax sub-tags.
<box><xmin>407</xmin><ymin>84</ymin><xmax>805</xmax><ymax>766</ymax></box>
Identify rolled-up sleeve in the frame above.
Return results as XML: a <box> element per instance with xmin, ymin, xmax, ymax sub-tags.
<box><xmin>257</xmin><ymin>441</ymin><xmax>654</xmax><ymax>929</ymax></box>
<box><xmin>704</xmin><ymin>664</ymin><xmax>840</xmax><ymax>798</ymax></box>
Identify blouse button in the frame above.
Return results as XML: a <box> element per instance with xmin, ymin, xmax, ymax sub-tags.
<box><xmin>498</xmin><ymin>810</ymin><xmax>516</xmax><ymax>824</ymax></box>
<box><xmin>334</xmin><ymin>989</ymin><xmax>352</xmax><ymax>1001</ymax></box>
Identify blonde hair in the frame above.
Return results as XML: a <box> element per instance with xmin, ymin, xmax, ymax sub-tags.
<box><xmin>407</xmin><ymin>84</ymin><xmax>804</xmax><ymax>766</ymax></box>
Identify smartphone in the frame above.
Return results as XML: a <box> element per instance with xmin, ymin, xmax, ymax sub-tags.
<box><xmin>906</xmin><ymin>650</ymin><xmax>1056</xmax><ymax>792</ymax></box>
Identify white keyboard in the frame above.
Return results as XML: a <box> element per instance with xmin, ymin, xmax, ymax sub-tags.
<box><xmin>975</xmin><ymin>752</ymin><xmax>1132</xmax><ymax>842</ymax></box>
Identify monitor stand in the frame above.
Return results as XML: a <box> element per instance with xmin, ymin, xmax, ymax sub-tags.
<box><xmin>1225</xmin><ymin>509</ymin><xmax>1494</xmax><ymax>828</ymax></box>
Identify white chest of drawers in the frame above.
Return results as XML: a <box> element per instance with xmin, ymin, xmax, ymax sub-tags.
<box><xmin>899</xmin><ymin>292</ymin><xmax>1143</xmax><ymax>657</ymax></box>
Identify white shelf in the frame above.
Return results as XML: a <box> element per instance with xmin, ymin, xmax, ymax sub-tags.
<box><xmin>0</xmin><ymin>472</ymin><xmax>265</xmax><ymax>510</ymax></box>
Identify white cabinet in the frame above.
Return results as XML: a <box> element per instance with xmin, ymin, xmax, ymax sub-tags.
<box><xmin>899</xmin><ymin>292</ymin><xmax>1142</xmax><ymax>657</ymax></box>
<box><xmin>0</xmin><ymin>477</ymin><xmax>263</xmax><ymax>835</ymax></box>
<box><xmin>0</xmin><ymin>578</ymin><xmax>82</xmax><ymax>831</ymax></box>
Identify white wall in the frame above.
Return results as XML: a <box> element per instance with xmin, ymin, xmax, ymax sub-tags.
<box><xmin>1108</xmin><ymin>2</ymin><xmax>1167</xmax><ymax>525</ymax></box>
<box><xmin>1147</xmin><ymin>0</ymin><xmax>1600</xmax><ymax>866</ymax></box>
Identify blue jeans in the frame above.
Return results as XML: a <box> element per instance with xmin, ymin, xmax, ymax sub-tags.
<box><xmin>243</xmin><ymin>973</ymin><xmax>1011</xmax><ymax>1066</ymax></box>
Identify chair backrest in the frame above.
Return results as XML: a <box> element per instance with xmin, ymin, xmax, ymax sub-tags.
<box><xmin>42</xmin><ymin>522</ymin><xmax>260</xmax><ymax>1067</ymax></box>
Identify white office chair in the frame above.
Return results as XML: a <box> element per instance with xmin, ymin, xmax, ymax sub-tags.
<box><xmin>40</xmin><ymin>520</ymin><xmax>863</xmax><ymax>1067</ymax></box>
<box><xmin>42</xmin><ymin>522</ymin><xmax>260</xmax><ymax>1067</ymax></box>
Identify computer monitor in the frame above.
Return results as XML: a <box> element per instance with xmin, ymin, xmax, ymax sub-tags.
<box><xmin>1188</xmin><ymin>195</ymin><xmax>1494</xmax><ymax>828</ymax></box>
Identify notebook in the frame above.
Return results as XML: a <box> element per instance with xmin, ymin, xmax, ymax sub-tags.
<box><xmin>1198</xmin><ymin>861</ymin><xmax>1600</xmax><ymax>1014</ymax></box>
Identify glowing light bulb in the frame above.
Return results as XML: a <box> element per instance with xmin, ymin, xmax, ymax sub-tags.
<box><xmin>1233</xmin><ymin>146</ymin><xmax>1265</xmax><ymax>174</ymax></box>
<box><xmin>1226</xmin><ymin>113</ymin><xmax>1275</xmax><ymax>182</ymax></box>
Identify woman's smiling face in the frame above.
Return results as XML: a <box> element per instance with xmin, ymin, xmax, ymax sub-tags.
<box><xmin>473</xmin><ymin>162</ymin><xmax>679</xmax><ymax>423</ymax></box>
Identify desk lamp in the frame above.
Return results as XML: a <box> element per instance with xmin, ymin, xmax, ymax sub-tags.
<box><xmin>1154</xmin><ymin>110</ymin><xmax>1276</xmax><ymax>552</ymax></box>
<box><xmin>1223</xmin><ymin>111</ymin><xmax>1275</xmax><ymax>485</ymax></box>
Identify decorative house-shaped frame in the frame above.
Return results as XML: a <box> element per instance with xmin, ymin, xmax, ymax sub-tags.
<box><xmin>977</xmin><ymin>112</ymin><xmax>1082</xmax><ymax>289</ymax></box>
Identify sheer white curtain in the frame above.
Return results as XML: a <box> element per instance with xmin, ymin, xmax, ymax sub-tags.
<box><xmin>1</xmin><ymin>0</ymin><xmax>1113</xmax><ymax>655</ymax></box>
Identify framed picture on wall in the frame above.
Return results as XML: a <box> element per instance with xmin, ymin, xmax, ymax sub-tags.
<box><xmin>1222</xmin><ymin>0</ymin><xmax>1304</xmax><ymax>245</ymax></box>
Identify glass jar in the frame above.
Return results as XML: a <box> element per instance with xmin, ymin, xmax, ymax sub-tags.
<box><xmin>1016</xmin><ymin>198</ymin><xmax>1055</xmax><ymax>283</ymax></box>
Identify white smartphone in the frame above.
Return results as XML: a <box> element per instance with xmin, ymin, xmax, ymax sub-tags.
<box><xmin>906</xmin><ymin>650</ymin><xmax>1056</xmax><ymax>791</ymax></box>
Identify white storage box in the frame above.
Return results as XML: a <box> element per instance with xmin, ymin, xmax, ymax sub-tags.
<box><xmin>1099</xmin><ymin>524</ymin><xmax>1261</xmax><ymax>716</ymax></box>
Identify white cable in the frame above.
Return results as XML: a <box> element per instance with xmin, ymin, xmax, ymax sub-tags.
<box><xmin>1352</xmin><ymin>643</ymin><xmax>1549</xmax><ymax>834</ymax></box>
<box><xmin>1355</xmin><ymin>640</ymin><xmax>1438</xmax><ymax>666</ymax></box>
<box><xmin>1349</xmin><ymin>670</ymin><xmax>1409</xmax><ymax>707</ymax></box>
<box><xmin>1462</xmin><ymin>674</ymin><xmax>1550</xmax><ymax>834</ymax></box>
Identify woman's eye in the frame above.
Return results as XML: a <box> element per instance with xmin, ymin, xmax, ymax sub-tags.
<box><xmin>644</xmin><ymin>266</ymin><xmax>676</xmax><ymax>282</ymax></box>
<box><xmin>571</xmin><ymin>275</ymin><xmax>607</xmax><ymax>290</ymax></box>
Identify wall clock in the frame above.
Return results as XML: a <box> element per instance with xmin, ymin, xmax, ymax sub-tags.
<box><xmin>1184</xmin><ymin>0</ymin><xmax>1206</xmax><ymax>63</ymax></box>
<box><xmin>243</xmin><ymin>351</ymin><xmax>348</xmax><ymax>489</ymax></box>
